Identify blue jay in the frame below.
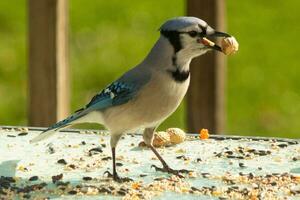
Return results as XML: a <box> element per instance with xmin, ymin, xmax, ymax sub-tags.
<box><xmin>31</xmin><ymin>16</ymin><xmax>232</xmax><ymax>182</ymax></box>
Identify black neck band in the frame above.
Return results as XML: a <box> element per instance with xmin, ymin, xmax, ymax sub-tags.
<box><xmin>168</xmin><ymin>68</ymin><xmax>190</xmax><ymax>83</ymax></box>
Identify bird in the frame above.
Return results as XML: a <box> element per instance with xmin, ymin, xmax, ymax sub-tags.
<box><xmin>31</xmin><ymin>16</ymin><xmax>232</xmax><ymax>182</ymax></box>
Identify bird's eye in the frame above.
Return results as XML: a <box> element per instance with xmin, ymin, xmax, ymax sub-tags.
<box><xmin>188</xmin><ymin>31</ymin><xmax>198</xmax><ymax>37</ymax></box>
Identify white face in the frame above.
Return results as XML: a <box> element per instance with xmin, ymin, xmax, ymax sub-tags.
<box><xmin>160</xmin><ymin>17</ymin><xmax>231</xmax><ymax>65</ymax></box>
<box><xmin>179</xmin><ymin>33</ymin><xmax>210</xmax><ymax>59</ymax></box>
<box><xmin>178</xmin><ymin>24</ymin><xmax>216</xmax><ymax>59</ymax></box>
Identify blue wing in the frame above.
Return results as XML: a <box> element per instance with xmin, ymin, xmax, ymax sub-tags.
<box><xmin>84</xmin><ymin>66</ymin><xmax>152</xmax><ymax>111</ymax></box>
<box><xmin>85</xmin><ymin>81</ymin><xmax>139</xmax><ymax>111</ymax></box>
<box><xmin>30</xmin><ymin>67</ymin><xmax>151</xmax><ymax>143</ymax></box>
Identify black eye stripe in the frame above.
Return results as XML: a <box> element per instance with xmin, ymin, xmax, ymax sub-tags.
<box><xmin>198</xmin><ymin>24</ymin><xmax>208</xmax><ymax>35</ymax></box>
<box><xmin>160</xmin><ymin>30</ymin><xmax>182</xmax><ymax>52</ymax></box>
<box><xmin>188</xmin><ymin>31</ymin><xmax>197</xmax><ymax>37</ymax></box>
<box><xmin>175</xmin><ymin>31</ymin><xmax>199</xmax><ymax>37</ymax></box>
<box><xmin>176</xmin><ymin>28</ymin><xmax>207</xmax><ymax>37</ymax></box>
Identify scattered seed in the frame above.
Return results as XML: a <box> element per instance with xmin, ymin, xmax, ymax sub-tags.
<box><xmin>52</xmin><ymin>174</ymin><xmax>63</xmax><ymax>183</ymax></box>
<box><xmin>225</xmin><ymin>151</ymin><xmax>233</xmax><ymax>155</ymax></box>
<box><xmin>37</xmin><ymin>182</ymin><xmax>47</xmax><ymax>189</ymax></box>
<box><xmin>292</xmin><ymin>156</ymin><xmax>299</xmax><ymax>161</ymax></box>
<box><xmin>215</xmin><ymin>153</ymin><xmax>222</xmax><ymax>157</ymax></box>
<box><xmin>239</xmin><ymin>163</ymin><xmax>246</xmax><ymax>168</ymax></box>
<box><xmin>2</xmin><ymin>176</ymin><xmax>15</xmax><ymax>183</ymax></box>
<box><xmin>117</xmin><ymin>190</ymin><xmax>126</xmax><ymax>196</ymax></box>
<box><xmin>248</xmin><ymin>173</ymin><xmax>254</xmax><ymax>179</ymax></box>
<box><xmin>277</xmin><ymin>143</ymin><xmax>288</xmax><ymax>148</ymax></box>
<box><xmin>191</xmin><ymin>186</ymin><xmax>201</xmax><ymax>192</ymax></box>
<box><xmin>29</xmin><ymin>176</ymin><xmax>38</xmax><ymax>181</ymax></box>
<box><xmin>176</xmin><ymin>155</ymin><xmax>188</xmax><ymax>160</ymax></box>
<box><xmin>201</xmin><ymin>173</ymin><xmax>210</xmax><ymax>178</ymax></box>
<box><xmin>257</xmin><ymin>151</ymin><xmax>268</xmax><ymax>156</ymax></box>
<box><xmin>68</xmin><ymin>190</ymin><xmax>77</xmax><ymax>195</ymax></box>
<box><xmin>56</xmin><ymin>181</ymin><xmax>70</xmax><ymax>186</ymax></box>
<box><xmin>23</xmin><ymin>194</ymin><xmax>31</xmax><ymax>199</ymax></box>
<box><xmin>98</xmin><ymin>187</ymin><xmax>111</xmax><ymax>194</ymax></box>
<box><xmin>227</xmin><ymin>155</ymin><xmax>244</xmax><ymax>159</ymax></box>
<box><xmin>89</xmin><ymin>147</ymin><xmax>103</xmax><ymax>155</ymax></box>
<box><xmin>82</xmin><ymin>176</ymin><xmax>92</xmax><ymax>181</ymax></box>
<box><xmin>288</xmin><ymin>141</ymin><xmax>298</xmax><ymax>145</ymax></box>
<box><xmin>108</xmin><ymin>186</ymin><xmax>115</xmax><ymax>191</ymax></box>
<box><xmin>7</xmin><ymin>135</ymin><xmax>16</xmax><ymax>137</ymax></box>
<box><xmin>57</xmin><ymin>159</ymin><xmax>67</xmax><ymax>165</ymax></box>
<box><xmin>236</xmin><ymin>156</ymin><xmax>245</xmax><ymax>159</ymax></box>
<box><xmin>101</xmin><ymin>156</ymin><xmax>112</xmax><ymax>161</ymax></box>
<box><xmin>270</xmin><ymin>182</ymin><xmax>277</xmax><ymax>186</ymax></box>
<box><xmin>18</xmin><ymin>132</ymin><xmax>28</xmax><ymax>136</ymax></box>
<box><xmin>48</xmin><ymin>146</ymin><xmax>55</xmax><ymax>154</ymax></box>
<box><xmin>68</xmin><ymin>164</ymin><xmax>76</xmax><ymax>169</ymax></box>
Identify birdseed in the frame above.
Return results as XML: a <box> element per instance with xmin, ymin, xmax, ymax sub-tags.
<box><xmin>0</xmin><ymin>126</ymin><xmax>299</xmax><ymax>199</ymax></box>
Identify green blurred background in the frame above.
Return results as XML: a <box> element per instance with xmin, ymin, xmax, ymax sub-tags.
<box><xmin>0</xmin><ymin>0</ymin><xmax>299</xmax><ymax>138</ymax></box>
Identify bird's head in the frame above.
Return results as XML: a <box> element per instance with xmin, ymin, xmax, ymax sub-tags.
<box><xmin>160</xmin><ymin>16</ymin><xmax>231</xmax><ymax>59</ymax></box>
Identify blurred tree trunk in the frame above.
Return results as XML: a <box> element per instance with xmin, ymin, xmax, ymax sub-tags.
<box><xmin>186</xmin><ymin>0</ymin><xmax>226</xmax><ymax>134</ymax></box>
<box><xmin>28</xmin><ymin>0</ymin><xmax>69</xmax><ymax>127</ymax></box>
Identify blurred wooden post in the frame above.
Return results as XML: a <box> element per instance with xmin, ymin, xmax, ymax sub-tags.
<box><xmin>187</xmin><ymin>0</ymin><xmax>226</xmax><ymax>134</ymax></box>
<box><xmin>28</xmin><ymin>0</ymin><xmax>69</xmax><ymax>127</ymax></box>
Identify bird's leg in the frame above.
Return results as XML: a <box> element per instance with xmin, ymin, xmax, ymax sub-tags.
<box><xmin>104</xmin><ymin>147</ymin><xmax>118</xmax><ymax>178</ymax></box>
<box><xmin>149</xmin><ymin>145</ymin><xmax>191</xmax><ymax>178</ymax></box>
<box><xmin>104</xmin><ymin>135</ymin><xmax>133</xmax><ymax>183</ymax></box>
<box><xmin>143</xmin><ymin>127</ymin><xmax>191</xmax><ymax>178</ymax></box>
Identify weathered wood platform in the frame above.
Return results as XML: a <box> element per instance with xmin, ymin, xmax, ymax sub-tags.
<box><xmin>0</xmin><ymin>126</ymin><xmax>299</xmax><ymax>199</ymax></box>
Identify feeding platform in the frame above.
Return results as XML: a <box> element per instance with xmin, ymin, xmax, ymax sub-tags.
<box><xmin>0</xmin><ymin>126</ymin><xmax>299</xmax><ymax>199</ymax></box>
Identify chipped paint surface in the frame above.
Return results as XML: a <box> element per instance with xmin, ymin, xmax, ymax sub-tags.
<box><xmin>0</xmin><ymin>126</ymin><xmax>299</xmax><ymax>199</ymax></box>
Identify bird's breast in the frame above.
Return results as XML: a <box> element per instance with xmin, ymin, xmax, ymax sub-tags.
<box><xmin>131</xmin><ymin>71</ymin><xmax>190</xmax><ymax>123</ymax></box>
<box><xmin>103</xmin><ymin>71</ymin><xmax>190</xmax><ymax>132</ymax></box>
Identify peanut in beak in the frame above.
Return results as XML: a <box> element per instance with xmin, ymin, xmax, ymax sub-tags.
<box><xmin>201</xmin><ymin>37</ymin><xmax>216</xmax><ymax>47</ymax></box>
<box><xmin>201</xmin><ymin>36</ymin><xmax>239</xmax><ymax>55</ymax></box>
<box><xmin>221</xmin><ymin>36</ymin><xmax>239</xmax><ymax>55</ymax></box>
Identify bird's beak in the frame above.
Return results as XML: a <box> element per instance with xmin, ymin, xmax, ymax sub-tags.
<box><xmin>198</xmin><ymin>31</ymin><xmax>231</xmax><ymax>52</ymax></box>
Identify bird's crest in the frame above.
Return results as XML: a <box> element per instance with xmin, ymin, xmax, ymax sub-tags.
<box><xmin>159</xmin><ymin>16</ymin><xmax>207</xmax><ymax>32</ymax></box>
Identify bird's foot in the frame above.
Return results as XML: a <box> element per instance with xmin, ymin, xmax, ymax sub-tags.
<box><xmin>103</xmin><ymin>171</ymin><xmax>133</xmax><ymax>183</ymax></box>
<box><xmin>151</xmin><ymin>165</ymin><xmax>192</xmax><ymax>178</ymax></box>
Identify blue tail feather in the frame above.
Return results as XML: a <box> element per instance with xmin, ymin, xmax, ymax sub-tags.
<box><xmin>30</xmin><ymin>111</ymin><xmax>86</xmax><ymax>143</ymax></box>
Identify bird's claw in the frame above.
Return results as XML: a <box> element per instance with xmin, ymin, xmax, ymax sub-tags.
<box><xmin>103</xmin><ymin>171</ymin><xmax>133</xmax><ymax>183</ymax></box>
<box><xmin>103</xmin><ymin>170</ymin><xmax>114</xmax><ymax>178</ymax></box>
<box><xmin>151</xmin><ymin>164</ymin><xmax>192</xmax><ymax>178</ymax></box>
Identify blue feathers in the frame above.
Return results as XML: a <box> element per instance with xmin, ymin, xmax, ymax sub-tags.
<box><xmin>35</xmin><ymin>81</ymin><xmax>134</xmax><ymax>134</ymax></box>
<box><xmin>30</xmin><ymin>67</ymin><xmax>151</xmax><ymax>143</ymax></box>
<box><xmin>84</xmin><ymin>66</ymin><xmax>152</xmax><ymax>111</ymax></box>
<box><xmin>45</xmin><ymin>111</ymin><xmax>85</xmax><ymax>131</ymax></box>
<box><xmin>85</xmin><ymin>81</ymin><xmax>137</xmax><ymax>110</ymax></box>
